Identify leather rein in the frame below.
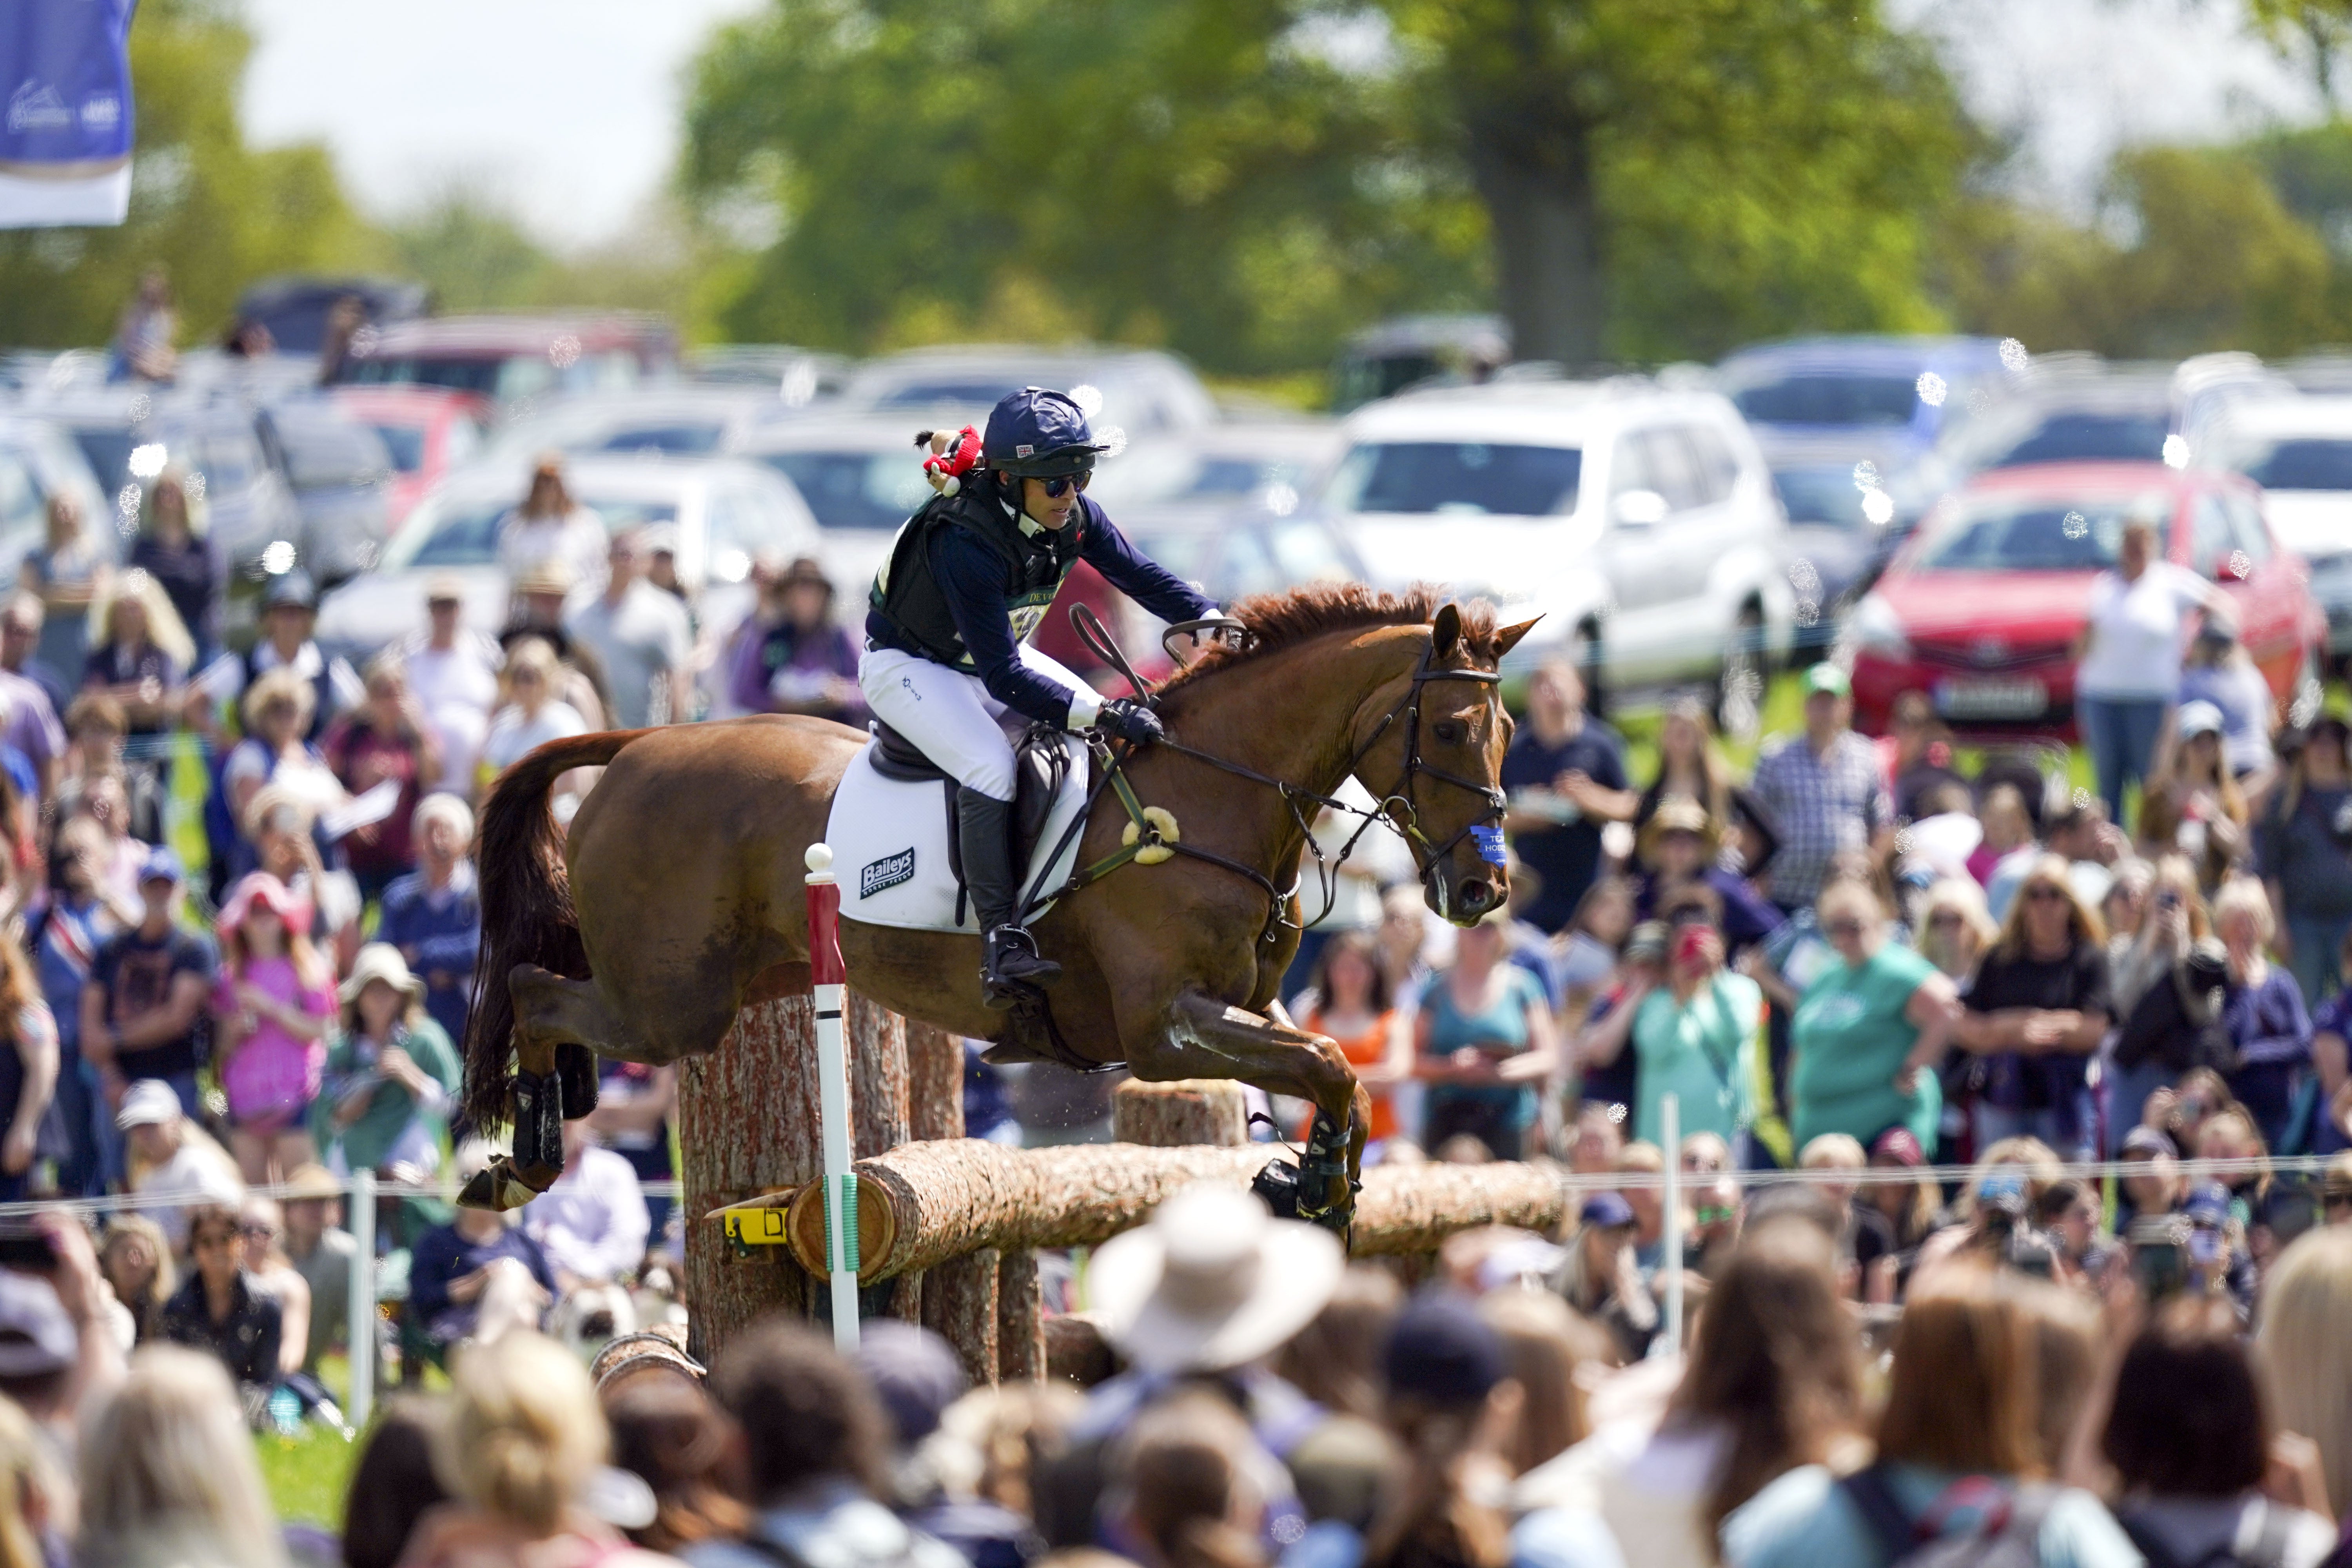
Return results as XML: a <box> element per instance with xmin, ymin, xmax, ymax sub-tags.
<box><xmin>1022</xmin><ymin>607</ymin><xmax>1508</xmax><ymax>943</ymax></box>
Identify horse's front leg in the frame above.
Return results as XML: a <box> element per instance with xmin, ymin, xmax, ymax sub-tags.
<box><xmin>1144</xmin><ymin>990</ymin><xmax>1372</xmax><ymax>1227</ymax></box>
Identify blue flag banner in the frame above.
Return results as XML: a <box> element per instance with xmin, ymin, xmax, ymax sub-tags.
<box><xmin>0</xmin><ymin>0</ymin><xmax>137</xmax><ymax>229</ymax></box>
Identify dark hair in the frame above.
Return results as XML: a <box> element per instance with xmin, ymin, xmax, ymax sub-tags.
<box><xmin>1308</xmin><ymin>931</ymin><xmax>1392</xmax><ymax>1017</ymax></box>
<box><xmin>342</xmin><ymin>1396</ymin><xmax>452</xmax><ymax>1568</ymax></box>
<box><xmin>2033</xmin><ymin>1180</ymin><xmax>2084</xmax><ymax>1229</ymax></box>
<box><xmin>1657</xmin><ymin>880</ymin><xmax>1724</xmax><ymax>929</ymax></box>
<box><xmin>709</xmin><ymin>1319</ymin><xmax>891</xmax><ymax>1500</ymax></box>
<box><xmin>1668</xmin><ymin>1217</ymin><xmax>1862</xmax><ymax>1552</ymax></box>
<box><xmin>2102</xmin><ymin>1296</ymin><xmax>2269</xmax><ymax>1497</ymax></box>
<box><xmin>604</xmin><ymin>1379</ymin><xmax>752</xmax><ymax>1553</ymax></box>
<box><xmin>1273</xmin><ymin>1266</ymin><xmax>1402</xmax><ymax>1421</ymax></box>
<box><xmin>1117</xmin><ymin>1393</ymin><xmax>1269</xmax><ymax>1568</ymax></box>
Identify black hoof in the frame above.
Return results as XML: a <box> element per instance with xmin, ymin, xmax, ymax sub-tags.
<box><xmin>457</xmin><ymin>1155</ymin><xmax>552</xmax><ymax>1213</ymax></box>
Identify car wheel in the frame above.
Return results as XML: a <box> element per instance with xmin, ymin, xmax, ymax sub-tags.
<box><xmin>2293</xmin><ymin>641</ymin><xmax>2327</xmax><ymax>730</ymax></box>
<box><xmin>1716</xmin><ymin>604</ymin><xmax>1766</xmax><ymax>743</ymax></box>
<box><xmin>1572</xmin><ymin>620</ymin><xmax>1607</xmax><ymax>720</ymax></box>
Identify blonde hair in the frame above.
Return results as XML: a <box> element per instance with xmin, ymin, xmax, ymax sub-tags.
<box><xmin>2210</xmin><ymin>875</ymin><xmax>2276</xmax><ymax>944</ymax></box>
<box><xmin>0</xmin><ymin>1397</ymin><xmax>48</xmax><ymax>1568</ymax></box>
<box><xmin>2258</xmin><ymin>1226</ymin><xmax>2352</xmax><ymax>1519</ymax></box>
<box><xmin>1799</xmin><ymin>1133</ymin><xmax>1866</xmax><ymax>1171</ymax></box>
<box><xmin>1919</xmin><ymin>878</ymin><xmax>1999</xmax><ymax>976</ymax></box>
<box><xmin>80</xmin><ymin>1346</ymin><xmax>283</xmax><ymax>1567</ymax></box>
<box><xmin>1815</xmin><ymin>878</ymin><xmax>1886</xmax><ymax>934</ymax></box>
<box><xmin>87</xmin><ymin>567</ymin><xmax>197</xmax><ymax>674</ymax></box>
<box><xmin>1990</xmin><ymin>853</ymin><xmax>2106</xmax><ymax>960</ymax></box>
<box><xmin>438</xmin><ymin>1331</ymin><xmax>608</xmax><ymax>1536</ymax></box>
<box><xmin>240</xmin><ymin>666</ymin><xmax>316</xmax><ymax>738</ymax></box>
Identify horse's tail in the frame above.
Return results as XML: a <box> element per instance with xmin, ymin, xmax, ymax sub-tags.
<box><xmin>461</xmin><ymin>728</ymin><xmax>648</xmax><ymax>1129</ymax></box>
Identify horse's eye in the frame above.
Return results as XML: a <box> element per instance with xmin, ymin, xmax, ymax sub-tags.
<box><xmin>1434</xmin><ymin>721</ymin><xmax>1463</xmax><ymax>745</ymax></box>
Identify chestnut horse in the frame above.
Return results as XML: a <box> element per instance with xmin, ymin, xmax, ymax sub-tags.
<box><xmin>459</xmin><ymin>585</ymin><xmax>1533</xmax><ymax>1225</ymax></box>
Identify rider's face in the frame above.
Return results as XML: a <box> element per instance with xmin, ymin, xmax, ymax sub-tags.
<box><xmin>1015</xmin><ymin>474</ymin><xmax>1084</xmax><ymax>531</ymax></box>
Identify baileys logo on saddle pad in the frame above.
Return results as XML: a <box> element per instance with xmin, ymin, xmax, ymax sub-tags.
<box><xmin>861</xmin><ymin>848</ymin><xmax>916</xmax><ymax>899</ymax></box>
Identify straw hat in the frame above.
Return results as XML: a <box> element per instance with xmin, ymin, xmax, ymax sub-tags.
<box><xmin>339</xmin><ymin>942</ymin><xmax>425</xmax><ymax>1007</ymax></box>
<box><xmin>1088</xmin><ymin>1183</ymin><xmax>1344</xmax><ymax>1375</ymax></box>
<box><xmin>1635</xmin><ymin>796</ymin><xmax>1721</xmax><ymax>869</ymax></box>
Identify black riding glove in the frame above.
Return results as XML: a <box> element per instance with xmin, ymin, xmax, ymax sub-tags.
<box><xmin>1096</xmin><ymin>698</ymin><xmax>1164</xmax><ymax>748</ymax></box>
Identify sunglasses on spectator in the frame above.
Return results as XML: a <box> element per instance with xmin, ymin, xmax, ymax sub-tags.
<box><xmin>1039</xmin><ymin>473</ymin><xmax>1091</xmax><ymax>499</ymax></box>
<box><xmin>240</xmin><ymin>1223</ymin><xmax>276</xmax><ymax>1241</ymax></box>
<box><xmin>1824</xmin><ymin>918</ymin><xmax>1866</xmax><ymax>940</ymax></box>
<box><xmin>2325</xmin><ymin>1189</ymin><xmax>2352</xmax><ymax>1210</ymax></box>
<box><xmin>2024</xmin><ymin>884</ymin><xmax>2067</xmax><ymax>904</ymax></box>
<box><xmin>1927</xmin><ymin>911</ymin><xmax>1965</xmax><ymax>929</ymax></box>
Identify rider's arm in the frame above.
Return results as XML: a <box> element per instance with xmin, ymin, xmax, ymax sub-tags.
<box><xmin>931</xmin><ymin>528</ymin><xmax>1102</xmax><ymax>729</ymax></box>
<box><xmin>1073</xmin><ymin>503</ymin><xmax>1218</xmax><ymax>625</ymax></box>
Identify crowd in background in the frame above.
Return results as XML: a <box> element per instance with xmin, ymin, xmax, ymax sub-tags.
<box><xmin>0</xmin><ymin>430</ymin><xmax>2339</xmax><ymax>1561</ymax></box>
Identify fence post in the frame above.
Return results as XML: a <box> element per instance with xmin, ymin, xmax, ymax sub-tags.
<box><xmin>806</xmin><ymin>844</ymin><xmax>860</xmax><ymax>1352</ymax></box>
<box><xmin>349</xmin><ymin>1170</ymin><xmax>376</xmax><ymax>1429</ymax></box>
<box><xmin>1660</xmin><ymin>1093</ymin><xmax>1682</xmax><ymax>1357</ymax></box>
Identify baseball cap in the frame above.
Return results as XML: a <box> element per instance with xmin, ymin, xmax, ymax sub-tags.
<box><xmin>136</xmin><ymin>844</ymin><xmax>182</xmax><ymax>888</ymax></box>
<box><xmin>261</xmin><ymin>569</ymin><xmax>318</xmax><ymax>612</ymax></box>
<box><xmin>2122</xmin><ymin>1125</ymin><xmax>2178</xmax><ymax>1160</ymax></box>
<box><xmin>1869</xmin><ymin>1127</ymin><xmax>1926</xmax><ymax>1168</ymax></box>
<box><xmin>1803</xmin><ymin>663</ymin><xmax>1851</xmax><ymax>698</ymax></box>
<box><xmin>1580</xmin><ymin>1191</ymin><xmax>1637</xmax><ymax>1230</ymax></box>
<box><xmin>984</xmin><ymin>388</ymin><xmax>1108</xmax><ymax>478</ymax></box>
<box><xmin>852</xmin><ymin>1321</ymin><xmax>967</xmax><ymax>1447</ymax></box>
<box><xmin>2176</xmin><ymin>700</ymin><xmax>2225</xmax><ymax>740</ymax></box>
<box><xmin>1622</xmin><ymin>921</ymin><xmax>1670</xmax><ymax>965</ymax></box>
<box><xmin>424</xmin><ymin>574</ymin><xmax>466</xmax><ymax>607</ymax></box>
<box><xmin>2184</xmin><ymin>1181</ymin><xmax>2234</xmax><ymax>1225</ymax></box>
<box><xmin>1382</xmin><ymin>1294</ymin><xmax>1506</xmax><ymax>1406</ymax></box>
<box><xmin>0</xmin><ymin>1274</ymin><xmax>77</xmax><ymax>1379</ymax></box>
<box><xmin>114</xmin><ymin>1079</ymin><xmax>183</xmax><ymax>1130</ymax></box>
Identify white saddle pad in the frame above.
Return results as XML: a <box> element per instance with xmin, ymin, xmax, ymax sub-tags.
<box><xmin>824</xmin><ymin>734</ymin><xmax>1092</xmax><ymax>933</ymax></box>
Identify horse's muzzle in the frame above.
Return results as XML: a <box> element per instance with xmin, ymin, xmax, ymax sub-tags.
<box><xmin>1456</xmin><ymin>877</ymin><xmax>1499</xmax><ymax>917</ymax></box>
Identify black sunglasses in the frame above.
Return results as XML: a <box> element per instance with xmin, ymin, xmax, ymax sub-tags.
<box><xmin>2024</xmin><ymin>884</ymin><xmax>2067</xmax><ymax>904</ymax></box>
<box><xmin>1824</xmin><ymin>918</ymin><xmax>1866</xmax><ymax>940</ymax></box>
<box><xmin>2325</xmin><ymin>1190</ymin><xmax>2352</xmax><ymax>1210</ymax></box>
<box><xmin>1040</xmin><ymin>472</ymin><xmax>1092</xmax><ymax>499</ymax></box>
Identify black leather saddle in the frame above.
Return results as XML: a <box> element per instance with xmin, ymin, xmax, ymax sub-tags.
<box><xmin>867</xmin><ymin>721</ymin><xmax>1074</xmax><ymax>913</ymax></box>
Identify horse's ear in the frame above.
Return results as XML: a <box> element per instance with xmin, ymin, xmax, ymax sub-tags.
<box><xmin>1493</xmin><ymin>615</ymin><xmax>1543</xmax><ymax>659</ymax></box>
<box><xmin>1431</xmin><ymin>603</ymin><xmax>1463</xmax><ymax>660</ymax></box>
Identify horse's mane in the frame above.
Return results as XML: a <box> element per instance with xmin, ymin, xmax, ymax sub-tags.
<box><xmin>1154</xmin><ymin>583</ymin><xmax>1500</xmax><ymax>694</ymax></box>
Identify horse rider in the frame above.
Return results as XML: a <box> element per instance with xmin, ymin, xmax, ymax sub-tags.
<box><xmin>864</xmin><ymin>387</ymin><xmax>1218</xmax><ymax>1007</ymax></box>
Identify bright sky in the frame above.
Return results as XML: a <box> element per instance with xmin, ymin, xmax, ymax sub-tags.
<box><xmin>236</xmin><ymin>0</ymin><xmax>2324</xmax><ymax>251</ymax></box>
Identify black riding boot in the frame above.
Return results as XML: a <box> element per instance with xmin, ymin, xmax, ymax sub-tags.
<box><xmin>959</xmin><ymin>786</ymin><xmax>1062</xmax><ymax>1007</ymax></box>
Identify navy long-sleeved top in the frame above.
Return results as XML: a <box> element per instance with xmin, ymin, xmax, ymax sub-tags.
<box><xmin>409</xmin><ymin>1221</ymin><xmax>556</xmax><ymax>1341</ymax></box>
<box><xmin>376</xmin><ymin>864</ymin><xmax>480</xmax><ymax>1047</ymax></box>
<box><xmin>866</xmin><ymin>494</ymin><xmax>1212</xmax><ymax>728</ymax></box>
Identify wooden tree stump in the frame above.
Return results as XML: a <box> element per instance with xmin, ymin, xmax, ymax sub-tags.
<box><xmin>1112</xmin><ymin>1079</ymin><xmax>1247</xmax><ymax>1147</ymax></box>
<box><xmin>997</xmin><ymin>1250</ymin><xmax>1044</xmax><ymax>1383</ymax></box>
<box><xmin>849</xmin><ymin>992</ymin><xmax>909</xmax><ymax>1153</ymax></box>
<box><xmin>921</xmin><ymin>1248</ymin><xmax>1000</xmax><ymax>1387</ymax></box>
<box><xmin>906</xmin><ymin>1022</ymin><xmax>964</xmax><ymax>1142</ymax></box>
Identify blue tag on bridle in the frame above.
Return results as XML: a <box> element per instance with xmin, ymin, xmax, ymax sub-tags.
<box><xmin>1470</xmin><ymin>824</ymin><xmax>1508</xmax><ymax>867</ymax></box>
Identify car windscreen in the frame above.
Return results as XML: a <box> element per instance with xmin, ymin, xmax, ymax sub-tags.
<box><xmin>584</xmin><ymin>499</ymin><xmax>681</xmax><ymax>533</ymax></box>
<box><xmin>759</xmin><ymin>451</ymin><xmax>933</xmax><ymax>531</ymax></box>
<box><xmin>368</xmin><ymin>423</ymin><xmax>427</xmax><ymax>473</ymax></box>
<box><xmin>869</xmin><ymin>378</ymin><xmax>1022</xmax><ymax>409</ymax></box>
<box><xmin>1325</xmin><ymin>441</ymin><xmax>1581</xmax><ymax>516</ymax></box>
<box><xmin>343</xmin><ymin>355</ymin><xmax>505</xmax><ymax>396</ymax></box>
<box><xmin>2232</xmin><ymin>437</ymin><xmax>2352</xmax><ymax>492</ymax></box>
<box><xmin>593</xmin><ymin>423</ymin><xmax>725</xmax><ymax>456</ymax></box>
<box><xmin>394</xmin><ymin>500</ymin><xmax>506</xmax><ymax>569</ymax></box>
<box><xmin>273</xmin><ymin>414</ymin><xmax>393</xmax><ymax>489</ymax></box>
<box><xmin>1982</xmin><ymin>411</ymin><xmax>2170</xmax><ymax>468</ymax></box>
<box><xmin>1731</xmin><ymin>374</ymin><xmax>1920</xmax><ymax>428</ymax></box>
<box><xmin>68</xmin><ymin>428</ymin><xmax>133</xmax><ymax>492</ymax></box>
<box><xmin>1773</xmin><ymin>465</ymin><xmax>1877</xmax><ymax>528</ymax></box>
<box><xmin>1913</xmin><ymin>494</ymin><xmax>2172</xmax><ymax>572</ymax></box>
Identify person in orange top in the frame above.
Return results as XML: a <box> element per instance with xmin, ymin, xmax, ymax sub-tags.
<box><xmin>1292</xmin><ymin>931</ymin><xmax>1413</xmax><ymax>1149</ymax></box>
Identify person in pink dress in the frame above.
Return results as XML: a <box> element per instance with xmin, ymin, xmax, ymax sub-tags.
<box><xmin>209</xmin><ymin>873</ymin><xmax>336</xmax><ymax>1183</ymax></box>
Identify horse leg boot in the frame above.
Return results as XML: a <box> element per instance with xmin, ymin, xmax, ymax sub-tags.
<box><xmin>457</xmin><ymin>1054</ymin><xmax>566</xmax><ymax>1211</ymax></box>
<box><xmin>960</xmin><ymin>786</ymin><xmax>1061</xmax><ymax>1008</ymax></box>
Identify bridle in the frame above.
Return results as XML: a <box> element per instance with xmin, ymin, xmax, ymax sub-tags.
<box><xmin>1038</xmin><ymin>610</ymin><xmax>1510</xmax><ymax>937</ymax></box>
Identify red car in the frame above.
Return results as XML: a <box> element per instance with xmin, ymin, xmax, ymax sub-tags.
<box><xmin>327</xmin><ymin>385</ymin><xmax>490</xmax><ymax>532</ymax></box>
<box><xmin>1846</xmin><ymin>462</ymin><xmax>2324</xmax><ymax>740</ymax></box>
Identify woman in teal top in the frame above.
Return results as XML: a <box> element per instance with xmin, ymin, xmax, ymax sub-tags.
<box><xmin>1415</xmin><ymin>913</ymin><xmax>1557</xmax><ymax>1160</ymax></box>
<box><xmin>1583</xmin><ymin>885</ymin><xmax>1764</xmax><ymax>1149</ymax></box>
<box><xmin>1789</xmin><ymin>879</ymin><xmax>1962</xmax><ymax>1151</ymax></box>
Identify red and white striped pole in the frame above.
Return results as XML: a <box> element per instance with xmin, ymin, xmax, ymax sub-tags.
<box><xmin>804</xmin><ymin>844</ymin><xmax>860</xmax><ymax>1350</ymax></box>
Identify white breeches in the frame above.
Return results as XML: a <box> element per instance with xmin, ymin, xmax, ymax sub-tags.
<box><xmin>858</xmin><ymin>643</ymin><xmax>1089</xmax><ymax>802</ymax></box>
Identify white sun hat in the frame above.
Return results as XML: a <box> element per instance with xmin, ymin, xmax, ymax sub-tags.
<box><xmin>1087</xmin><ymin>1182</ymin><xmax>1346</xmax><ymax>1375</ymax></box>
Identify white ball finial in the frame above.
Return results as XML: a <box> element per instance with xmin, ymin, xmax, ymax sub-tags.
<box><xmin>806</xmin><ymin>843</ymin><xmax>834</xmax><ymax>873</ymax></box>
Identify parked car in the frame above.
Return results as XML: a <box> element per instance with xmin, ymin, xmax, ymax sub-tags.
<box><xmin>1844</xmin><ymin>462</ymin><xmax>2323</xmax><ymax>740</ymax></box>
<box><xmin>2202</xmin><ymin>395</ymin><xmax>2352</xmax><ymax>673</ymax></box>
<box><xmin>232</xmin><ymin>276</ymin><xmax>431</xmax><ymax>356</ymax></box>
<box><xmin>1085</xmin><ymin>419</ymin><xmax>1342</xmax><ymax>517</ymax></box>
<box><xmin>841</xmin><ymin>345</ymin><xmax>1218</xmax><ymax>436</ymax></box>
<box><xmin>486</xmin><ymin>388</ymin><xmax>788</xmax><ymax>464</ymax></box>
<box><xmin>1115</xmin><ymin>502</ymin><xmax>1367</xmax><ymax>678</ymax></box>
<box><xmin>1331</xmin><ymin>316</ymin><xmax>1512</xmax><ymax>412</ymax></box>
<box><xmin>313</xmin><ymin>456</ymin><xmax>819</xmax><ymax>662</ymax></box>
<box><xmin>1760</xmin><ymin>433</ymin><xmax>1912</xmax><ymax>653</ymax></box>
<box><xmin>1319</xmin><ymin>374</ymin><xmax>1795</xmax><ymax>728</ymax></box>
<box><xmin>729</xmin><ymin>412</ymin><xmax>942</xmax><ymax>599</ymax></box>
<box><xmin>331</xmin><ymin>314</ymin><xmax>678</xmax><ymax>409</ymax></box>
<box><xmin>253</xmin><ymin>397</ymin><xmax>397</xmax><ymax>586</ymax></box>
<box><xmin>1715</xmin><ymin>335</ymin><xmax>2012</xmax><ymax>459</ymax></box>
<box><xmin>327</xmin><ymin>385</ymin><xmax>490</xmax><ymax>531</ymax></box>
<box><xmin>0</xmin><ymin>414</ymin><xmax>110</xmax><ymax>572</ymax></box>
<box><xmin>30</xmin><ymin>388</ymin><xmax>299</xmax><ymax>574</ymax></box>
<box><xmin>682</xmin><ymin>345</ymin><xmax>851</xmax><ymax>404</ymax></box>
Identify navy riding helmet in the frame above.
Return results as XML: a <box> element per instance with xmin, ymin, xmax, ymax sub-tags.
<box><xmin>985</xmin><ymin>387</ymin><xmax>1110</xmax><ymax>477</ymax></box>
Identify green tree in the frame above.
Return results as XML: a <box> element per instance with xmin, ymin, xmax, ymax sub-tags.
<box><xmin>0</xmin><ymin>0</ymin><xmax>377</xmax><ymax>348</ymax></box>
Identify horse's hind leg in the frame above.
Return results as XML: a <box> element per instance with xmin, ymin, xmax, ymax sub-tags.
<box><xmin>459</xmin><ymin>964</ymin><xmax>666</xmax><ymax>1213</ymax></box>
<box><xmin>1145</xmin><ymin>990</ymin><xmax>1374</xmax><ymax>1227</ymax></box>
